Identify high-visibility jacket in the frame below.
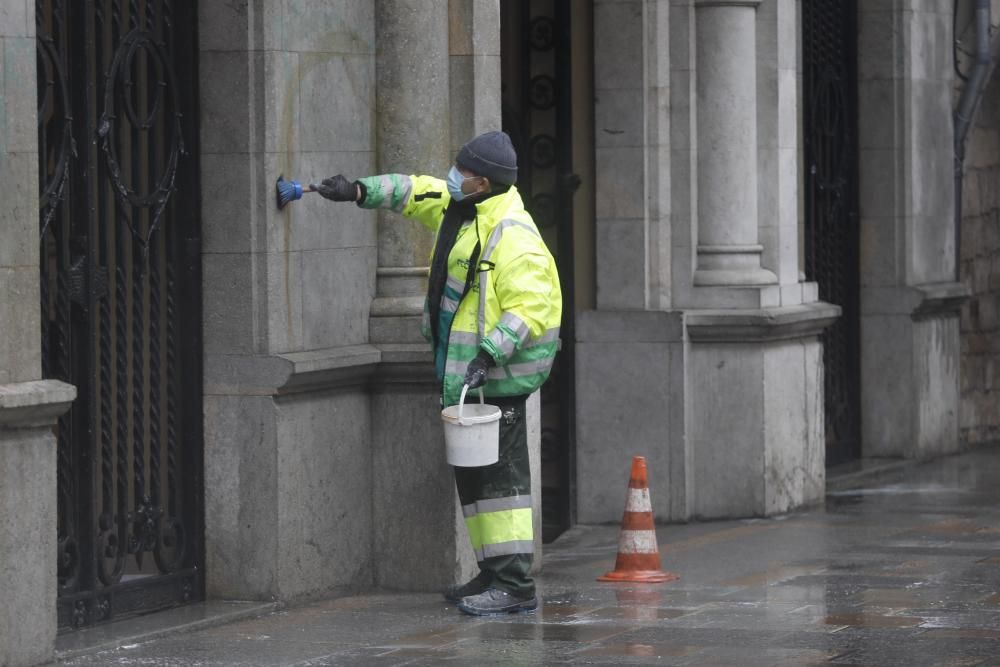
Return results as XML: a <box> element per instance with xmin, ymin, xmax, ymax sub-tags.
<box><xmin>357</xmin><ymin>173</ymin><xmax>562</xmax><ymax>406</ymax></box>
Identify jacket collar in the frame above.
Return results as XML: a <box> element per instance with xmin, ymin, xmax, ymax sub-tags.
<box><xmin>472</xmin><ymin>185</ymin><xmax>520</xmax><ymax>222</ymax></box>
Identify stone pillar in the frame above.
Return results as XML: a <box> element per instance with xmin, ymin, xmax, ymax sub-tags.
<box><xmin>0</xmin><ymin>384</ymin><xmax>75</xmax><ymax>667</ymax></box>
<box><xmin>201</xmin><ymin>0</ymin><xmax>380</xmax><ymax>602</ymax></box>
<box><xmin>693</xmin><ymin>0</ymin><xmax>776</xmax><ymax>286</ymax></box>
<box><xmin>1</xmin><ymin>9</ymin><xmax>41</xmax><ymax>387</ymax></box>
<box><xmin>579</xmin><ymin>0</ymin><xmax>836</xmax><ymax>523</ymax></box>
<box><xmin>857</xmin><ymin>1</ymin><xmax>968</xmax><ymax>457</ymax></box>
<box><xmin>593</xmin><ymin>0</ymin><xmax>672</xmax><ymax>310</ymax></box>
<box><xmin>369</xmin><ymin>1</ymin><xmax>541</xmax><ymax>585</ymax></box>
<box><xmin>447</xmin><ymin>0</ymin><xmax>503</xmax><ymax>153</ymax></box>
<box><xmin>0</xmin><ymin>8</ymin><xmax>77</xmax><ymax>666</ymax></box>
<box><xmin>369</xmin><ymin>1</ymin><xmax>448</xmax><ymax>346</ymax></box>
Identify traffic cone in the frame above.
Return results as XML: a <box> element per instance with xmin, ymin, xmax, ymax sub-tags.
<box><xmin>598</xmin><ymin>456</ymin><xmax>679</xmax><ymax>583</ymax></box>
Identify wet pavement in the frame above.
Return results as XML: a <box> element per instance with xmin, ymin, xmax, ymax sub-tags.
<box><xmin>57</xmin><ymin>447</ymin><xmax>1000</xmax><ymax>666</ymax></box>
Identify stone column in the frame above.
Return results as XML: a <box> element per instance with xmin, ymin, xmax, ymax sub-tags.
<box><xmin>369</xmin><ymin>1</ymin><xmax>448</xmax><ymax>345</ymax></box>
<box><xmin>580</xmin><ymin>0</ymin><xmax>836</xmax><ymax>523</ymax></box>
<box><xmin>0</xmin><ymin>8</ymin><xmax>76</xmax><ymax>666</ymax></box>
<box><xmin>693</xmin><ymin>0</ymin><xmax>776</xmax><ymax>286</ymax></box>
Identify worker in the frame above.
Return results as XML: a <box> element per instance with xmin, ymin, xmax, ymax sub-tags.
<box><xmin>317</xmin><ymin>130</ymin><xmax>562</xmax><ymax>616</ymax></box>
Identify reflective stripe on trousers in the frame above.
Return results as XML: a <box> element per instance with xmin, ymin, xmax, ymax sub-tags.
<box><xmin>462</xmin><ymin>495</ymin><xmax>534</xmax><ymax>560</ymax></box>
<box><xmin>453</xmin><ymin>394</ymin><xmax>535</xmax><ymax>597</ymax></box>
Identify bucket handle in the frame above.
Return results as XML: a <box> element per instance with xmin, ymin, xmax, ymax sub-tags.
<box><xmin>458</xmin><ymin>384</ymin><xmax>485</xmax><ymax>425</ymax></box>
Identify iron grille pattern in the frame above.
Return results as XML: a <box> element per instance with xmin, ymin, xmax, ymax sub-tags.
<box><xmin>802</xmin><ymin>0</ymin><xmax>861</xmax><ymax>464</ymax></box>
<box><xmin>37</xmin><ymin>0</ymin><xmax>202</xmax><ymax>629</ymax></box>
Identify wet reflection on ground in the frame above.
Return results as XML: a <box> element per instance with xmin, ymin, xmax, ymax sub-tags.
<box><xmin>61</xmin><ymin>447</ymin><xmax>1000</xmax><ymax>666</ymax></box>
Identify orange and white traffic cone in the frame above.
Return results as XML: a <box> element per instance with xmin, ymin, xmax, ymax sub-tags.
<box><xmin>598</xmin><ymin>456</ymin><xmax>679</xmax><ymax>583</ymax></box>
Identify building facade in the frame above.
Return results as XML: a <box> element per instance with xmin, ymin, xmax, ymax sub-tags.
<box><xmin>1</xmin><ymin>1</ymin><xmax>997</xmax><ymax>664</ymax></box>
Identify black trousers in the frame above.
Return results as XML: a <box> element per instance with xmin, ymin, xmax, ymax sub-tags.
<box><xmin>453</xmin><ymin>394</ymin><xmax>535</xmax><ymax>598</ymax></box>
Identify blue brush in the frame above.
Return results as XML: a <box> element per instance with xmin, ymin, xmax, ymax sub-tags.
<box><xmin>276</xmin><ymin>174</ymin><xmax>318</xmax><ymax>210</ymax></box>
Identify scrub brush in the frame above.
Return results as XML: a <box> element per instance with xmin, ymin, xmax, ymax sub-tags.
<box><xmin>276</xmin><ymin>174</ymin><xmax>318</xmax><ymax>210</ymax></box>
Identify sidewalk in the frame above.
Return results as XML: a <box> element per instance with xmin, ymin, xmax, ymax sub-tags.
<box><xmin>57</xmin><ymin>447</ymin><xmax>1000</xmax><ymax>666</ymax></box>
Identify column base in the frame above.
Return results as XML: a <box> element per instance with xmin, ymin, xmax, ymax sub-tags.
<box><xmin>694</xmin><ymin>245</ymin><xmax>778</xmax><ymax>286</ymax></box>
<box><xmin>370</xmin><ymin>296</ymin><xmax>426</xmax><ymax>344</ymax></box>
<box><xmin>693</xmin><ymin>266</ymin><xmax>779</xmax><ymax>286</ymax></box>
<box><xmin>0</xmin><ymin>379</ymin><xmax>77</xmax><ymax>428</ymax></box>
<box><xmin>575</xmin><ymin>304</ymin><xmax>837</xmax><ymax>522</ymax></box>
<box><xmin>684</xmin><ymin>306</ymin><xmax>832</xmax><ymax>518</ymax></box>
<box><xmin>861</xmin><ymin>282</ymin><xmax>969</xmax><ymax>459</ymax></box>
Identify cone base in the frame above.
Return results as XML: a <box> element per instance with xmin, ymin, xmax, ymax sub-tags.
<box><xmin>597</xmin><ymin>569</ymin><xmax>679</xmax><ymax>583</ymax></box>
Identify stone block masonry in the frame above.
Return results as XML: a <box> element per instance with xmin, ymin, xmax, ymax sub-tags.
<box><xmin>960</xmin><ymin>62</ymin><xmax>1000</xmax><ymax>447</ymax></box>
<box><xmin>961</xmin><ymin>172</ymin><xmax>1000</xmax><ymax>446</ymax></box>
<box><xmin>1</xmin><ymin>7</ymin><xmax>78</xmax><ymax>666</ymax></box>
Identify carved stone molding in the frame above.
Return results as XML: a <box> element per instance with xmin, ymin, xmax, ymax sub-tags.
<box><xmin>685</xmin><ymin>302</ymin><xmax>842</xmax><ymax>343</ymax></box>
<box><xmin>0</xmin><ymin>380</ymin><xmax>76</xmax><ymax>430</ymax></box>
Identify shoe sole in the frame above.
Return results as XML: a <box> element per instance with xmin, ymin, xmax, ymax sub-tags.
<box><xmin>457</xmin><ymin>600</ymin><xmax>538</xmax><ymax>616</ymax></box>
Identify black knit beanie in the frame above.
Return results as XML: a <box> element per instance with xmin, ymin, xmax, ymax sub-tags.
<box><xmin>455</xmin><ymin>131</ymin><xmax>518</xmax><ymax>185</ymax></box>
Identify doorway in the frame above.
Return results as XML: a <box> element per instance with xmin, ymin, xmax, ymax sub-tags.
<box><xmin>501</xmin><ymin>0</ymin><xmax>594</xmax><ymax>541</ymax></box>
<box><xmin>802</xmin><ymin>0</ymin><xmax>862</xmax><ymax>465</ymax></box>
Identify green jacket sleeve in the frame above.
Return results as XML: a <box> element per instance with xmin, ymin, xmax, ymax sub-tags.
<box><xmin>356</xmin><ymin>174</ymin><xmax>449</xmax><ymax>233</ymax></box>
<box><xmin>481</xmin><ymin>245</ymin><xmax>562</xmax><ymax>366</ymax></box>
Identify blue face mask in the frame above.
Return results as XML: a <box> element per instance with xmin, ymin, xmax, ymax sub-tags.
<box><xmin>447</xmin><ymin>166</ymin><xmax>470</xmax><ymax>201</ymax></box>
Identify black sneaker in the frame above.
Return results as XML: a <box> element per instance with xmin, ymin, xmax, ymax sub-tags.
<box><xmin>442</xmin><ymin>572</ymin><xmax>491</xmax><ymax>603</ymax></box>
<box><xmin>457</xmin><ymin>588</ymin><xmax>538</xmax><ymax>616</ymax></box>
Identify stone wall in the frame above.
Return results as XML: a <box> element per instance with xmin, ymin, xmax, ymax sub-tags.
<box><xmin>960</xmin><ymin>66</ymin><xmax>1000</xmax><ymax>446</ymax></box>
<box><xmin>0</xmin><ymin>1</ymin><xmax>40</xmax><ymax>386</ymax></box>
<box><xmin>0</xmin><ymin>5</ymin><xmax>76</xmax><ymax>667</ymax></box>
<box><xmin>200</xmin><ymin>0</ymin><xmax>382</xmax><ymax>600</ymax></box>
<box><xmin>857</xmin><ymin>0</ymin><xmax>966</xmax><ymax>458</ymax></box>
<box><xmin>200</xmin><ymin>0</ymin><xmax>527</xmax><ymax>602</ymax></box>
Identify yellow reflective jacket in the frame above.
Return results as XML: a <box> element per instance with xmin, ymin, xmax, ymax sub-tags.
<box><xmin>357</xmin><ymin>173</ymin><xmax>562</xmax><ymax>407</ymax></box>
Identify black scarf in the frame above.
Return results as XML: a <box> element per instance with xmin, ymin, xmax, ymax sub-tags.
<box><xmin>427</xmin><ymin>186</ymin><xmax>512</xmax><ymax>350</ymax></box>
<box><xmin>427</xmin><ymin>198</ymin><xmax>478</xmax><ymax>348</ymax></box>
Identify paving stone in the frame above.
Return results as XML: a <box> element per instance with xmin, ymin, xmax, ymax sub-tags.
<box><xmin>56</xmin><ymin>447</ymin><xmax>1000</xmax><ymax>666</ymax></box>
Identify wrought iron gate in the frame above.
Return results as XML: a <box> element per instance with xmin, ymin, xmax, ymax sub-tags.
<box><xmin>37</xmin><ymin>0</ymin><xmax>203</xmax><ymax>628</ymax></box>
<box><xmin>802</xmin><ymin>0</ymin><xmax>861</xmax><ymax>465</ymax></box>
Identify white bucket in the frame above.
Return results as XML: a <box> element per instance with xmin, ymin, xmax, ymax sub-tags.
<box><xmin>441</xmin><ymin>385</ymin><xmax>501</xmax><ymax>467</ymax></box>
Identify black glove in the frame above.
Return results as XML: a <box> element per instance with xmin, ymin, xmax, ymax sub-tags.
<box><xmin>463</xmin><ymin>350</ymin><xmax>495</xmax><ymax>389</ymax></box>
<box><xmin>317</xmin><ymin>175</ymin><xmax>358</xmax><ymax>202</ymax></box>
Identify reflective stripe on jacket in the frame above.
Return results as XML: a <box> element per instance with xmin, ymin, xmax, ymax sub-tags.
<box><xmin>357</xmin><ymin>173</ymin><xmax>562</xmax><ymax>407</ymax></box>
